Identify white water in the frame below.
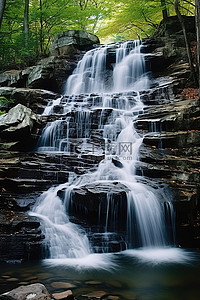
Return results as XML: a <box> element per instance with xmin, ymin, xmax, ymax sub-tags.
<box><xmin>30</xmin><ymin>41</ymin><xmax>186</xmax><ymax>264</ymax></box>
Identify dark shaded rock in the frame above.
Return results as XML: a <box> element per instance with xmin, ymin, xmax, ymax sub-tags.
<box><xmin>112</xmin><ymin>158</ymin><xmax>123</xmax><ymax>168</ymax></box>
<box><xmin>0</xmin><ymin>283</ymin><xmax>51</xmax><ymax>300</ymax></box>
<box><xmin>143</xmin><ymin>130</ymin><xmax>200</xmax><ymax>149</ymax></box>
<box><xmin>0</xmin><ymin>87</ymin><xmax>60</xmax><ymax>114</ymax></box>
<box><xmin>27</xmin><ymin>56</ymin><xmax>80</xmax><ymax>94</ymax></box>
<box><xmin>58</xmin><ymin>182</ymin><xmax>129</xmax><ymax>230</ymax></box>
<box><xmin>0</xmin><ymin>68</ymin><xmax>34</xmax><ymax>88</ymax></box>
<box><xmin>143</xmin><ymin>17</ymin><xmax>196</xmax><ymax>86</ymax></box>
<box><xmin>0</xmin><ymin>104</ymin><xmax>41</xmax><ymax>151</ymax></box>
<box><xmin>137</xmin><ymin>98</ymin><xmax>200</xmax><ymax>247</ymax></box>
<box><xmin>154</xmin><ymin>15</ymin><xmax>195</xmax><ymax>38</ymax></box>
<box><xmin>0</xmin><ymin>210</ymin><xmax>43</xmax><ymax>262</ymax></box>
<box><xmin>0</xmin><ymin>57</ymin><xmax>79</xmax><ymax>94</ymax></box>
<box><xmin>89</xmin><ymin>232</ymin><xmax>127</xmax><ymax>253</ymax></box>
<box><xmin>136</xmin><ymin>99</ymin><xmax>200</xmax><ymax>132</ymax></box>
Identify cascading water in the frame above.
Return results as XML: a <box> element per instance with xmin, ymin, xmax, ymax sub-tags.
<box><xmin>31</xmin><ymin>40</ymin><xmax>177</xmax><ymax>261</ymax></box>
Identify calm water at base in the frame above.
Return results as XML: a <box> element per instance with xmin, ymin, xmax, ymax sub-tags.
<box><xmin>0</xmin><ymin>248</ymin><xmax>200</xmax><ymax>300</ymax></box>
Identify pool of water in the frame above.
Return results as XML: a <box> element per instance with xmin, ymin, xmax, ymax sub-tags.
<box><xmin>0</xmin><ymin>248</ymin><xmax>200</xmax><ymax>300</ymax></box>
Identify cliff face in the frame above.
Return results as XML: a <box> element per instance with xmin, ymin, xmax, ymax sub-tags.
<box><xmin>0</xmin><ymin>21</ymin><xmax>199</xmax><ymax>262</ymax></box>
<box><xmin>137</xmin><ymin>16</ymin><xmax>200</xmax><ymax>247</ymax></box>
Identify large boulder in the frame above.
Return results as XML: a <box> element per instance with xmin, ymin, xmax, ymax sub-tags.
<box><xmin>0</xmin><ymin>68</ymin><xmax>35</xmax><ymax>88</ymax></box>
<box><xmin>154</xmin><ymin>15</ymin><xmax>195</xmax><ymax>38</ymax></box>
<box><xmin>50</xmin><ymin>30</ymin><xmax>100</xmax><ymax>56</ymax></box>
<box><xmin>58</xmin><ymin>182</ymin><xmax>129</xmax><ymax>227</ymax></box>
<box><xmin>0</xmin><ymin>104</ymin><xmax>42</xmax><ymax>141</ymax></box>
<box><xmin>0</xmin><ymin>283</ymin><xmax>51</xmax><ymax>300</ymax></box>
<box><xmin>0</xmin><ymin>58</ymin><xmax>77</xmax><ymax>93</ymax></box>
<box><xmin>26</xmin><ymin>56</ymin><xmax>78</xmax><ymax>93</ymax></box>
<box><xmin>0</xmin><ymin>87</ymin><xmax>59</xmax><ymax>113</ymax></box>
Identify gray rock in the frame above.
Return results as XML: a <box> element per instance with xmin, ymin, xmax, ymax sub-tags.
<box><xmin>0</xmin><ymin>283</ymin><xmax>51</xmax><ymax>300</ymax></box>
<box><xmin>27</xmin><ymin>56</ymin><xmax>60</xmax><ymax>90</ymax></box>
<box><xmin>0</xmin><ymin>57</ymin><xmax>78</xmax><ymax>94</ymax></box>
<box><xmin>0</xmin><ymin>104</ymin><xmax>42</xmax><ymax>140</ymax></box>
<box><xmin>26</xmin><ymin>55</ymin><xmax>81</xmax><ymax>93</ymax></box>
<box><xmin>0</xmin><ymin>68</ymin><xmax>34</xmax><ymax>88</ymax></box>
<box><xmin>50</xmin><ymin>30</ymin><xmax>100</xmax><ymax>56</ymax></box>
<box><xmin>0</xmin><ymin>87</ymin><xmax>59</xmax><ymax>113</ymax></box>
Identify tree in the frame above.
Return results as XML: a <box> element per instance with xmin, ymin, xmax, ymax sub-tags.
<box><xmin>0</xmin><ymin>0</ymin><xmax>6</xmax><ymax>29</ymax></box>
<box><xmin>161</xmin><ymin>0</ymin><xmax>168</xmax><ymax>19</ymax></box>
<box><xmin>24</xmin><ymin>0</ymin><xmax>29</xmax><ymax>47</ymax></box>
<box><xmin>97</xmin><ymin>0</ymin><xmax>164</xmax><ymax>41</ymax></box>
<box><xmin>174</xmin><ymin>0</ymin><xmax>197</xmax><ymax>86</ymax></box>
<box><xmin>195</xmin><ymin>0</ymin><xmax>200</xmax><ymax>96</ymax></box>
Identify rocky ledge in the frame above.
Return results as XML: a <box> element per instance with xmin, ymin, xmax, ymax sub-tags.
<box><xmin>0</xmin><ymin>30</ymin><xmax>100</xmax><ymax>94</ymax></box>
<box><xmin>136</xmin><ymin>98</ymin><xmax>200</xmax><ymax>247</ymax></box>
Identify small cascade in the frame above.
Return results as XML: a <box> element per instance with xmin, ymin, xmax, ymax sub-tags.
<box><xmin>31</xmin><ymin>40</ymin><xmax>177</xmax><ymax>260</ymax></box>
<box><xmin>126</xmin><ymin>187</ymin><xmax>167</xmax><ymax>248</ymax></box>
<box><xmin>30</xmin><ymin>187</ymin><xmax>91</xmax><ymax>258</ymax></box>
<box><xmin>65</xmin><ymin>46</ymin><xmax>108</xmax><ymax>94</ymax></box>
<box><xmin>113</xmin><ymin>41</ymin><xmax>148</xmax><ymax>92</ymax></box>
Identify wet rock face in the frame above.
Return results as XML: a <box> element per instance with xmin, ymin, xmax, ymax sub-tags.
<box><xmin>26</xmin><ymin>56</ymin><xmax>81</xmax><ymax>94</ymax></box>
<box><xmin>136</xmin><ymin>99</ymin><xmax>200</xmax><ymax>247</ymax></box>
<box><xmin>57</xmin><ymin>182</ymin><xmax>129</xmax><ymax>253</ymax></box>
<box><xmin>58</xmin><ymin>182</ymin><xmax>129</xmax><ymax>227</ymax></box>
<box><xmin>0</xmin><ymin>210</ymin><xmax>43</xmax><ymax>262</ymax></box>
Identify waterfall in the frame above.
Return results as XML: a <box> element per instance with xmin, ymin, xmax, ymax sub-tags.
<box><xmin>31</xmin><ymin>41</ymin><xmax>176</xmax><ymax>260</ymax></box>
<box><xmin>30</xmin><ymin>187</ymin><xmax>91</xmax><ymax>258</ymax></box>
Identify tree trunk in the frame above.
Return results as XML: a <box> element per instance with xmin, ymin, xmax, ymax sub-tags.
<box><xmin>0</xmin><ymin>0</ymin><xmax>6</xmax><ymax>30</ymax></box>
<box><xmin>161</xmin><ymin>0</ymin><xmax>168</xmax><ymax>20</ymax></box>
<box><xmin>174</xmin><ymin>0</ymin><xmax>198</xmax><ymax>87</ymax></box>
<box><xmin>195</xmin><ymin>0</ymin><xmax>200</xmax><ymax>97</ymax></box>
<box><xmin>24</xmin><ymin>0</ymin><xmax>29</xmax><ymax>47</ymax></box>
<box><xmin>39</xmin><ymin>0</ymin><xmax>44</xmax><ymax>53</ymax></box>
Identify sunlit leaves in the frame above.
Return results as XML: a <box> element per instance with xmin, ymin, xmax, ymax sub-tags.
<box><xmin>97</xmin><ymin>0</ymin><xmax>196</xmax><ymax>41</ymax></box>
<box><xmin>0</xmin><ymin>0</ymin><xmax>197</xmax><ymax>69</ymax></box>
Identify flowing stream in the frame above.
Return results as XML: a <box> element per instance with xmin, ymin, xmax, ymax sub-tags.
<box><xmin>30</xmin><ymin>40</ymin><xmax>186</xmax><ymax>264</ymax></box>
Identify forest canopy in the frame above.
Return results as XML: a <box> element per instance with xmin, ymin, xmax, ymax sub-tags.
<box><xmin>0</xmin><ymin>0</ymin><xmax>196</xmax><ymax>70</ymax></box>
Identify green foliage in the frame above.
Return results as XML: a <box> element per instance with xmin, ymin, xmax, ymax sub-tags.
<box><xmin>0</xmin><ymin>31</ymin><xmax>39</xmax><ymax>70</ymax></box>
<box><xmin>0</xmin><ymin>96</ymin><xmax>14</xmax><ymax>107</ymax></box>
<box><xmin>97</xmin><ymin>0</ymin><xmax>196</xmax><ymax>41</ymax></box>
<box><xmin>0</xmin><ymin>0</ymin><xmax>113</xmax><ymax>70</ymax></box>
<box><xmin>0</xmin><ymin>0</ymin><xmax>196</xmax><ymax>70</ymax></box>
<box><xmin>0</xmin><ymin>96</ymin><xmax>14</xmax><ymax>114</ymax></box>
